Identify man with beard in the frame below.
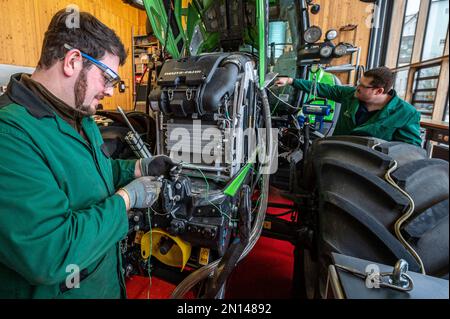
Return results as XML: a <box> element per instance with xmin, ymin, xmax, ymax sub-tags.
<box><xmin>0</xmin><ymin>10</ymin><xmax>176</xmax><ymax>298</ymax></box>
<box><xmin>275</xmin><ymin>67</ymin><xmax>422</xmax><ymax>146</ymax></box>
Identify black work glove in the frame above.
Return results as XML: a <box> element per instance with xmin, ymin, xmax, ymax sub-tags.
<box><xmin>140</xmin><ymin>155</ymin><xmax>178</xmax><ymax>177</ymax></box>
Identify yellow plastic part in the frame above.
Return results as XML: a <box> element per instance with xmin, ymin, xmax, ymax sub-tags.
<box><xmin>140</xmin><ymin>228</ymin><xmax>192</xmax><ymax>271</ymax></box>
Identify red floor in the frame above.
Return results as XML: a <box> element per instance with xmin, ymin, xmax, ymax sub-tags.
<box><xmin>225</xmin><ymin>236</ymin><xmax>294</xmax><ymax>299</ymax></box>
<box><xmin>126</xmin><ymin>187</ymin><xmax>295</xmax><ymax>299</ymax></box>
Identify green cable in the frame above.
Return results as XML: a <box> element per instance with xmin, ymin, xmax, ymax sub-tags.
<box><xmin>251</xmin><ymin>180</ymin><xmax>265</xmax><ymax>214</ymax></box>
<box><xmin>182</xmin><ymin>163</ymin><xmax>210</xmax><ymax>194</ymax></box>
<box><xmin>181</xmin><ymin>163</ymin><xmax>238</xmax><ymax>222</ymax></box>
<box><xmin>225</xmin><ymin>108</ymin><xmax>231</xmax><ymax>120</ymax></box>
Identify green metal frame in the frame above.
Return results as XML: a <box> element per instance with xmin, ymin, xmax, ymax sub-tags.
<box><xmin>257</xmin><ymin>0</ymin><xmax>266</xmax><ymax>89</ymax></box>
<box><xmin>224</xmin><ymin>163</ymin><xmax>253</xmax><ymax>197</ymax></box>
<box><xmin>143</xmin><ymin>0</ymin><xmax>267</xmax><ymax>88</ymax></box>
<box><xmin>143</xmin><ymin>0</ymin><xmax>187</xmax><ymax>59</ymax></box>
<box><xmin>185</xmin><ymin>0</ymin><xmax>220</xmax><ymax>55</ymax></box>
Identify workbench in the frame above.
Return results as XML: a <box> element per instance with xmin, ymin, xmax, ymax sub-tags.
<box><xmin>420</xmin><ymin>119</ymin><xmax>449</xmax><ymax>161</ymax></box>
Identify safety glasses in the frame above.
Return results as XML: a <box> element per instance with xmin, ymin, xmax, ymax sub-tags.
<box><xmin>356</xmin><ymin>80</ymin><xmax>378</xmax><ymax>90</ymax></box>
<box><xmin>64</xmin><ymin>43</ymin><xmax>121</xmax><ymax>88</ymax></box>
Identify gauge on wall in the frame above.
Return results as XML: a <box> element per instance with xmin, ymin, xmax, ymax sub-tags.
<box><xmin>304</xmin><ymin>26</ymin><xmax>322</xmax><ymax>44</ymax></box>
<box><xmin>334</xmin><ymin>44</ymin><xmax>349</xmax><ymax>57</ymax></box>
<box><xmin>325</xmin><ymin>29</ymin><xmax>338</xmax><ymax>41</ymax></box>
<box><xmin>320</xmin><ymin>45</ymin><xmax>333</xmax><ymax>58</ymax></box>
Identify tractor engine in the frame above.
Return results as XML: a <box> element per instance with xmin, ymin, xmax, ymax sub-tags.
<box><xmin>123</xmin><ymin>52</ymin><xmax>261</xmax><ymax>276</ymax></box>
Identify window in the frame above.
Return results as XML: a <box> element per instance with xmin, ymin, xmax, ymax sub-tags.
<box><xmin>412</xmin><ymin>65</ymin><xmax>441</xmax><ymax>119</ymax></box>
<box><xmin>394</xmin><ymin>70</ymin><xmax>409</xmax><ymax>99</ymax></box>
<box><xmin>269</xmin><ymin>21</ymin><xmax>291</xmax><ymax>60</ymax></box>
<box><xmin>397</xmin><ymin>0</ymin><xmax>422</xmax><ymax>67</ymax></box>
<box><xmin>386</xmin><ymin>1</ymin><xmax>449</xmax><ymax>123</ymax></box>
<box><xmin>422</xmin><ymin>0</ymin><xmax>449</xmax><ymax>61</ymax></box>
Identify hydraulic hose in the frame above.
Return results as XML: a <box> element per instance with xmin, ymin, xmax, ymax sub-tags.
<box><xmin>170</xmin><ymin>87</ymin><xmax>273</xmax><ymax>299</ymax></box>
<box><xmin>371</xmin><ymin>144</ymin><xmax>426</xmax><ymax>274</ymax></box>
<box><xmin>384</xmin><ymin>161</ymin><xmax>426</xmax><ymax>274</ymax></box>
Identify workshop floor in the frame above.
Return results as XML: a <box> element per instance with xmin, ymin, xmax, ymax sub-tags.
<box><xmin>126</xmin><ymin>187</ymin><xmax>295</xmax><ymax>299</ymax></box>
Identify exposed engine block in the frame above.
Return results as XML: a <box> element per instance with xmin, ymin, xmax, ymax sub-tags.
<box><xmin>124</xmin><ymin>52</ymin><xmax>261</xmax><ymax>275</ymax></box>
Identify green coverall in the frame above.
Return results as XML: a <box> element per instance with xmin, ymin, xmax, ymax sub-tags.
<box><xmin>293</xmin><ymin>79</ymin><xmax>423</xmax><ymax>146</ymax></box>
<box><xmin>0</xmin><ymin>74</ymin><xmax>136</xmax><ymax>298</ymax></box>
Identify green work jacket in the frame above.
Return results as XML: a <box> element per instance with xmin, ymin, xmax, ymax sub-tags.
<box><xmin>293</xmin><ymin>79</ymin><xmax>422</xmax><ymax>146</ymax></box>
<box><xmin>0</xmin><ymin>74</ymin><xmax>136</xmax><ymax>298</ymax></box>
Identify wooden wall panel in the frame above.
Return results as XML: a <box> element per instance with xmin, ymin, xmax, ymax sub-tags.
<box><xmin>309</xmin><ymin>0</ymin><xmax>375</xmax><ymax>84</ymax></box>
<box><xmin>0</xmin><ymin>0</ymin><xmax>148</xmax><ymax>110</ymax></box>
<box><xmin>385</xmin><ymin>0</ymin><xmax>407</xmax><ymax>69</ymax></box>
<box><xmin>433</xmin><ymin>33</ymin><xmax>449</xmax><ymax>121</ymax></box>
<box><xmin>2</xmin><ymin>0</ymin><xmax>376</xmax><ymax>107</ymax></box>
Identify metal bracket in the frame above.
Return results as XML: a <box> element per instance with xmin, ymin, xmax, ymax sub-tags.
<box><xmin>335</xmin><ymin>259</ymin><xmax>414</xmax><ymax>293</ymax></box>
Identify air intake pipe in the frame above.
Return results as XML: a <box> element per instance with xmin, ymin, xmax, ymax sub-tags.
<box><xmin>200</xmin><ymin>60</ymin><xmax>240</xmax><ymax>113</ymax></box>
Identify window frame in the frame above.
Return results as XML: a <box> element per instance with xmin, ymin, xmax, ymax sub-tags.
<box><xmin>420</xmin><ymin>0</ymin><xmax>450</xmax><ymax>61</ymax></box>
<box><xmin>396</xmin><ymin>0</ymin><xmax>422</xmax><ymax>67</ymax></box>
<box><xmin>384</xmin><ymin>0</ymin><xmax>449</xmax><ymax>122</ymax></box>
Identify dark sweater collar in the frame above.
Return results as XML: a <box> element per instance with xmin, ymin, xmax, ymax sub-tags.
<box><xmin>20</xmin><ymin>74</ymin><xmax>87</xmax><ymax>124</ymax></box>
<box><xmin>5</xmin><ymin>73</ymin><xmax>55</xmax><ymax>119</ymax></box>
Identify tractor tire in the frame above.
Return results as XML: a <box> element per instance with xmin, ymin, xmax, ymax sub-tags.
<box><xmin>303</xmin><ymin>136</ymin><xmax>449</xmax><ymax>297</ymax></box>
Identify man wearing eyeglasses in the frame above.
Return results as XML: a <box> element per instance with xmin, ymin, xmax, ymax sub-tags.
<box><xmin>0</xmin><ymin>10</ymin><xmax>176</xmax><ymax>298</ymax></box>
<box><xmin>275</xmin><ymin>67</ymin><xmax>422</xmax><ymax>146</ymax></box>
